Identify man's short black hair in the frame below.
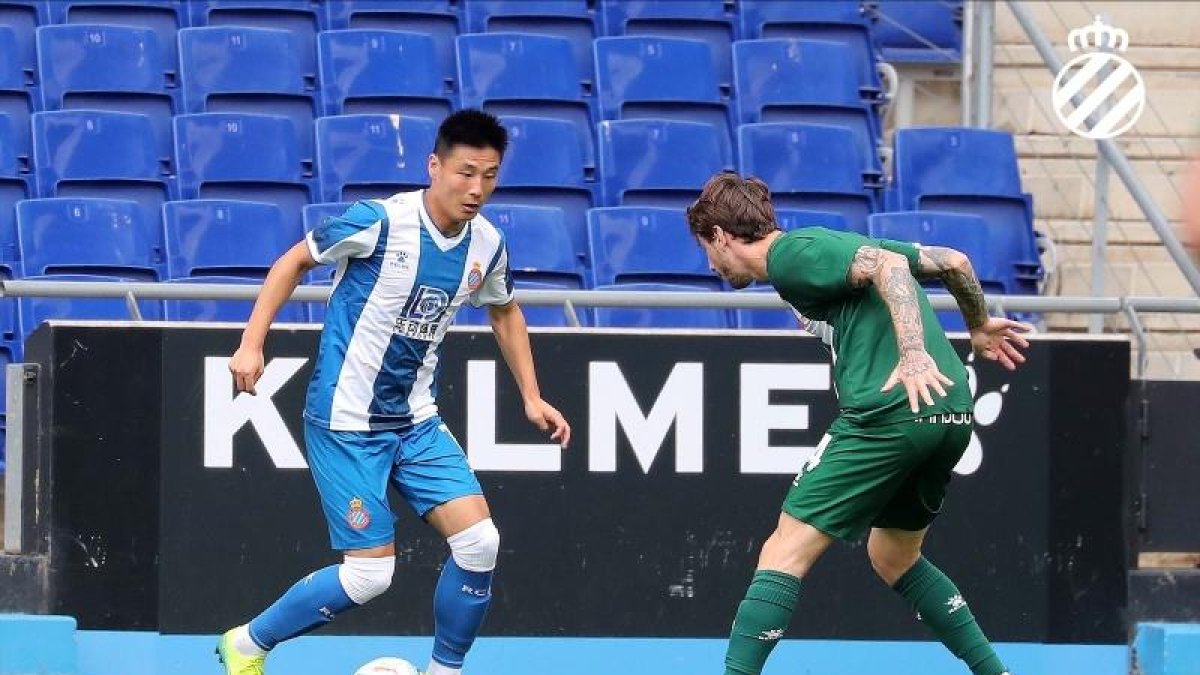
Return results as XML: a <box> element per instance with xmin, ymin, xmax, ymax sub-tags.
<box><xmin>434</xmin><ymin>109</ymin><xmax>508</xmax><ymax>158</ymax></box>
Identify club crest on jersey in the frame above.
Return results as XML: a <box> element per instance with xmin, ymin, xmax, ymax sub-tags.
<box><xmin>347</xmin><ymin>497</ymin><xmax>371</xmax><ymax>530</ymax></box>
<box><xmin>467</xmin><ymin>262</ymin><xmax>484</xmax><ymax>291</ymax></box>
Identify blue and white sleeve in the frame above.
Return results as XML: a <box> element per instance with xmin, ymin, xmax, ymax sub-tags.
<box><xmin>305</xmin><ymin>200</ymin><xmax>386</xmax><ymax>265</ymax></box>
<box><xmin>471</xmin><ymin>241</ymin><xmax>515</xmax><ymax>308</ymax></box>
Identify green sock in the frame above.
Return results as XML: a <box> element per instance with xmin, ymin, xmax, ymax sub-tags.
<box><xmin>723</xmin><ymin>570</ymin><xmax>801</xmax><ymax>675</ymax></box>
<box><xmin>893</xmin><ymin>557</ymin><xmax>1008</xmax><ymax>675</ymax></box>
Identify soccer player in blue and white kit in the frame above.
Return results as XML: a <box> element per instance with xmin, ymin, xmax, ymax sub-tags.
<box><xmin>216</xmin><ymin>110</ymin><xmax>571</xmax><ymax>675</ymax></box>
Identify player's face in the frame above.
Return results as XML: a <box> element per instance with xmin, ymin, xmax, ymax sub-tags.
<box><xmin>699</xmin><ymin>230</ymin><xmax>753</xmax><ymax>289</ymax></box>
<box><xmin>428</xmin><ymin>144</ymin><xmax>501</xmax><ymax>223</ymax></box>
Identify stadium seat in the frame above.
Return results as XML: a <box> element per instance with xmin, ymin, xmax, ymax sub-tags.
<box><xmin>732</xmin><ymin>38</ymin><xmax>882</xmax><ymax>185</ymax></box>
<box><xmin>162</xmin><ymin>200</ymin><xmax>300</xmax><ymax>279</ymax></box>
<box><xmin>0</xmin><ymin>115</ymin><xmax>30</xmax><ymax>274</ymax></box>
<box><xmin>16</xmin><ymin>197</ymin><xmax>161</xmax><ymax>279</ymax></box>
<box><xmin>737</xmin><ymin>122</ymin><xmax>876</xmax><ymax>233</ymax></box>
<box><xmin>187</xmin><ymin>0</ymin><xmax>321</xmax><ymax>75</ymax></box>
<box><xmin>173</xmin><ymin>112</ymin><xmax>315</xmax><ymax>235</ymax></box>
<box><xmin>318</xmin><ymin>29</ymin><xmax>453</xmax><ymax>119</ymax></box>
<box><xmin>598</xmin><ymin>0</ymin><xmax>735</xmax><ymax>87</ymax></box>
<box><xmin>871</xmin><ymin>0</ymin><xmax>963</xmax><ymax>64</ymax></box>
<box><xmin>164</xmin><ymin>275</ymin><xmax>307</xmax><ymax>323</ymax></box>
<box><xmin>594</xmin><ymin>36</ymin><xmax>732</xmax><ymax>164</ymax></box>
<box><xmin>482</xmin><ymin>203</ymin><xmax>584</xmax><ymax>287</ymax></box>
<box><xmin>775</xmin><ymin>208</ymin><xmax>850</xmax><ymax>233</ymax></box>
<box><xmin>489</xmin><ymin>115</ymin><xmax>594</xmax><ymax>263</ymax></box>
<box><xmin>456</xmin><ymin>33</ymin><xmax>595</xmax><ymax>171</ymax></box>
<box><xmin>179</xmin><ymin>26</ymin><xmax>319</xmax><ymax>161</ymax></box>
<box><xmin>32</xmin><ymin>110</ymin><xmax>176</xmax><ymax>232</ymax></box>
<box><xmin>324</xmin><ymin>1</ymin><xmax>461</xmax><ymax>91</ymax></box>
<box><xmin>734</xmin><ymin>285</ymin><xmax>799</xmax><ymax>330</ymax></box>
<box><xmin>36</xmin><ymin>24</ymin><xmax>178</xmax><ymax>165</ymax></box>
<box><xmin>461</xmin><ymin>0</ymin><xmax>597</xmax><ymax>82</ymax></box>
<box><xmin>45</xmin><ymin>0</ymin><xmax>185</xmax><ymax>66</ymax></box>
<box><xmin>738</xmin><ymin>0</ymin><xmax>884</xmax><ymax>104</ymax></box>
<box><xmin>314</xmin><ymin>114</ymin><xmax>435</xmax><ymax>203</ymax></box>
<box><xmin>453</xmin><ymin>279</ymin><xmax>585</xmax><ymax>327</ymax></box>
<box><xmin>0</xmin><ymin>1</ymin><xmax>46</xmax><ymax>84</ymax></box>
<box><xmin>587</xmin><ymin>206</ymin><xmax>718</xmax><ymax>289</ymax></box>
<box><xmin>18</xmin><ymin>274</ymin><xmax>164</xmax><ymax>338</ymax></box>
<box><xmin>0</xmin><ymin>27</ymin><xmax>36</xmax><ymax>172</ymax></box>
<box><xmin>597</xmin><ymin>119</ymin><xmax>726</xmax><ymax>209</ymax></box>
<box><xmin>593</xmin><ymin>282</ymin><xmax>729</xmax><ymax>329</ymax></box>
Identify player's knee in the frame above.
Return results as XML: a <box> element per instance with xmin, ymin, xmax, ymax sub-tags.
<box><xmin>339</xmin><ymin>555</ymin><xmax>395</xmax><ymax>605</ymax></box>
<box><xmin>448</xmin><ymin>518</ymin><xmax>500</xmax><ymax>572</ymax></box>
<box><xmin>867</xmin><ymin>542</ymin><xmax>919</xmax><ymax>585</ymax></box>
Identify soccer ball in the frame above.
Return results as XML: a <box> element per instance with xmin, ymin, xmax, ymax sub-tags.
<box><xmin>353</xmin><ymin>657</ymin><xmax>421</xmax><ymax>675</ymax></box>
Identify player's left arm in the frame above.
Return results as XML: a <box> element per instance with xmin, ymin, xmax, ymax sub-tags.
<box><xmin>488</xmin><ymin>301</ymin><xmax>571</xmax><ymax>448</ymax></box>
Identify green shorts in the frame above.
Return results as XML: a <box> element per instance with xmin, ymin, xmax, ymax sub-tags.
<box><xmin>782</xmin><ymin>414</ymin><xmax>973</xmax><ymax>541</ymax></box>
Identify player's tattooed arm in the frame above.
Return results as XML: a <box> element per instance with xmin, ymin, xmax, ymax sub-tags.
<box><xmin>914</xmin><ymin>245</ymin><xmax>988</xmax><ymax>330</ymax></box>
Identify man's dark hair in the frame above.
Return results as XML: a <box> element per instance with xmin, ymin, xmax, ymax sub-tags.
<box><xmin>686</xmin><ymin>171</ymin><xmax>780</xmax><ymax>243</ymax></box>
<box><xmin>434</xmin><ymin>109</ymin><xmax>508</xmax><ymax>158</ymax></box>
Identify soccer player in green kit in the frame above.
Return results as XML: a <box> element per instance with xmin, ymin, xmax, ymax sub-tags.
<box><xmin>685</xmin><ymin>173</ymin><xmax>1033</xmax><ymax>675</ymax></box>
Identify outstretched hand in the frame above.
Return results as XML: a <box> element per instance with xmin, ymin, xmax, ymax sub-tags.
<box><xmin>970</xmin><ymin>317</ymin><xmax>1034</xmax><ymax>371</ymax></box>
<box><xmin>883</xmin><ymin>350</ymin><xmax>955</xmax><ymax>414</ymax></box>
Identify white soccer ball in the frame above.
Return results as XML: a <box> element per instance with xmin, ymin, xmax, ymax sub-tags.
<box><xmin>353</xmin><ymin>657</ymin><xmax>421</xmax><ymax>675</ymax></box>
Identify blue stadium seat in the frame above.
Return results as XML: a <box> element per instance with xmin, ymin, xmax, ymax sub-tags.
<box><xmin>594</xmin><ymin>36</ymin><xmax>732</xmax><ymax>164</ymax></box>
<box><xmin>593</xmin><ymin>282</ymin><xmax>729</xmax><ymax>329</ymax></box>
<box><xmin>318</xmin><ymin>29</ymin><xmax>453</xmax><ymax>119</ymax></box>
<box><xmin>16</xmin><ymin>198</ymin><xmax>161</xmax><ymax>279</ymax></box>
<box><xmin>453</xmin><ymin>279</ymin><xmax>585</xmax><ymax>327</ymax></box>
<box><xmin>489</xmin><ymin>115</ymin><xmax>594</xmax><ymax>263</ymax></box>
<box><xmin>738</xmin><ymin>0</ymin><xmax>884</xmax><ymax>104</ymax></box>
<box><xmin>597</xmin><ymin>119</ymin><xmax>726</xmax><ymax>209</ymax></box>
<box><xmin>164</xmin><ymin>275</ymin><xmax>307</xmax><ymax>323</ymax></box>
<box><xmin>174</xmin><ymin>112</ymin><xmax>314</xmax><ymax>235</ymax></box>
<box><xmin>737</xmin><ymin>122</ymin><xmax>876</xmax><ymax>233</ymax></box>
<box><xmin>314</xmin><ymin>114</ymin><xmax>435</xmax><ymax>203</ymax></box>
<box><xmin>461</xmin><ymin>0</ymin><xmax>597</xmax><ymax>82</ymax></box>
<box><xmin>587</xmin><ymin>206</ymin><xmax>718</xmax><ymax>289</ymax></box>
<box><xmin>188</xmin><ymin>0</ymin><xmax>321</xmax><ymax>75</ymax></box>
<box><xmin>775</xmin><ymin>208</ymin><xmax>849</xmax><ymax>232</ymax></box>
<box><xmin>0</xmin><ymin>1</ymin><xmax>47</xmax><ymax>85</ymax></box>
<box><xmin>733</xmin><ymin>38</ymin><xmax>882</xmax><ymax>185</ymax></box>
<box><xmin>734</xmin><ymin>285</ymin><xmax>799</xmax><ymax>330</ymax></box>
<box><xmin>324</xmin><ymin>1</ymin><xmax>461</xmax><ymax>92</ymax></box>
<box><xmin>33</xmin><ymin>110</ymin><xmax>176</xmax><ymax>232</ymax></box>
<box><xmin>36</xmin><ymin>24</ymin><xmax>178</xmax><ymax>165</ymax></box>
<box><xmin>0</xmin><ymin>27</ymin><xmax>36</xmax><ymax>173</ymax></box>
<box><xmin>162</xmin><ymin>200</ymin><xmax>300</xmax><ymax>279</ymax></box>
<box><xmin>482</xmin><ymin>203</ymin><xmax>584</xmax><ymax>288</ymax></box>
<box><xmin>179</xmin><ymin>26</ymin><xmax>319</xmax><ymax>161</ymax></box>
<box><xmin>18</xmin><ymin>274</ymin><xmax>164</xmax><ymax>338</ymax></box>
<box><xmin>0</xmin><ymin>115</ymin><xmax>30</xmax><ymax>273</ymax></box>
<box><xmin>599</xmin><ymin>0</ymin><xmax>735</xmax><ymax>87</ymax></box>
<box><xmin>46</xmin><ymin>1</ymin><xmax>185</xmax><ymax>66</ymax></box>
<box><xmin>302</xmin><ymin>201</ymin><xmax>353</xmax><ymax>234</ymax></box>
<box><xmin>871</xmin><ymin>0</ymin><xmax>963</xmax><ymax>64</ymax></box>
<box><xmin>456</xmin><ymin>33</ymin><xmax>595</xmax><ymax>171</ymax></box>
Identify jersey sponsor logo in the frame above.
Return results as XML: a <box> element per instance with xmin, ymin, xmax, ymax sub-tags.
<box><xmin>347</xmin><ymin>496</ymin><xmax>372</xmax><ymax>530</ymax></box>
<box><xmin>467</xmin><ymin>261</ymin><xmax>484</xmax><ymax>291</ymax></box>
<box><xmin>394</xmin><ymin>285</ymin><xmax>452</xmax><ymax>342</ymax></box>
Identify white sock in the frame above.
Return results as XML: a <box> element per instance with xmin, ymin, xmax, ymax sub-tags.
<box><xmin>232</xmin><ymin>624</ymin><xmax>268</xmax><ymax>657</ymax></box>
<box><xmin>425</xmin><ymin>661</ymin><xmax>460</xmax><ymax>675</ymax></box>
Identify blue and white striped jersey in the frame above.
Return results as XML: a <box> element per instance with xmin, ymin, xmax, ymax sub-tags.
<box><xmin>303</xmin><ymin>190</ymin><xmax>513</xmax><ymax>431</ymax></box>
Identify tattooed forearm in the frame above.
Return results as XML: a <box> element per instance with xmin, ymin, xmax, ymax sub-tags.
<box><xmin>850</xmin><ymin>246</ymin><xmax>926</xmax><ymax>357</ymax></box>
<box><xmin>917</xmin><ymin>246</ymin><xmax>988</xmax><ymax>330</ymax></box>
<box><xmin>849</xmin><ymin>246</ymin><xmax>885</xmax><ymax>288</ymax></box>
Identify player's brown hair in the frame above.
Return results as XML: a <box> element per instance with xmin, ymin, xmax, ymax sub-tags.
<box><xmin>686</xmin><ymin>172</ymin><xmax>780</xmax><ymax>243</ymax></box>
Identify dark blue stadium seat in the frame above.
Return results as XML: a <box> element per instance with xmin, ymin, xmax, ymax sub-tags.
<box><xmin>319</xmin><ymin>29</ymin><xmax>453</xmax><ymax>119</ymax></box>
<box><xmin>314</xmin><ymin>114</ymin><xmax>435</xmax><ymax>203</ymax></box>
<box><xmin>162</xmin><ymin>199</ymin><xmax>300</xmax><ymax>279</ymax></box>
<box><xmin>36</xmin><ymin>24</ymin><xmax>178</xmax><ymax>165</ymax></box>
<box><xmin>179</xmin><ymin>26</ymin><xmax>319</xmax><ymax>161</ymax></box>
<box><xmin>0</xmin><ymin>27</ymin><xmax>36</xmax><ymax>173</ymax></box>
<box><xmin>775</xmin><ymin>208</ymin><xmax>849</xmax><ymax>232</ymax></box>
<box><xmin>587</xmin><ymin>206</ymin><xmax>718</xmax><ymax>289</ymax></box>
<box><xmin>489</xmin><ymin>115</ymin><xmax>594</xmax><ymax>263</ymax></box>
<box><xmin>16</xmin><ymin>197</ymin><xmax>161</xmax><ymax>279</ymax></box>
<box><xmin>456</xmin><ymin>32</ymin><xmax>595</xmax><ymax>171</ymax></box>
<box><xmin>174</xmin><ymin>112</ymin><xmax>314</xmax><ymax>235</ymax></box>
<box><xmin>483</xmin><ymin>203</ymin><xmax>584</xmax><ymax>287</ymax></box>
<box><xmin>737</xmin><ymin>122</ymin><xmax>876</xmax><ymax>233</ymax></box>
<box><xmin>164</xmin><ymin>275</ymin><xmax>307</xmax><ymax>323</ymax></box>
<box><xmin>734</xmin><ymin>285</ymin><xmax>799</xmax><ymax>330</ymax></box>
<box><xmin>18</xmin><ymin>274</ymin><xmax>164</xmax><ymax>338</ymax></box>
<box><xmin>188</xmin><ymin>0</ymin><xmax>321</xmax><ymax>75</ymax></box>
<box><xmin>33</xmin><ymin>110</ymin><xmax>176</xmax><ymax>232</ymax></box>
<box><xmin>453</xmin><ymin>279</ymin><xmax>586</xmax><ymax>327</ymax></box>
<box><xmin>0</xmin><ymin>115</ymin><xmax>30</xmax><ymax>273</ymax></box>
<box><xmin>738</xmin><ymin>0</ymin><xmax>884</xmax><ymax>104</ymax></box>
<box><xmin>324</xmin><ymin>1</ymin><xmax>461</xmax><ymax>92</ymax></box>
<box><xmin>593</xmin><ymin>282</ymin><xmax>729</xmax><ymax>329</ymax></box>
<box><xmin>872</xmin><ymin>0</ymin><xmax>963</xmax><ymax>64</ymax></box>
<box><xmin>46</xmin><ymin>1</ymin><xmax>185</xmax><ymax>66</ymax></box>
<box><xmin>0</xmin><ymin>1</ymin><xmax>47</xmax><ymax>85</ymax></box>
<box><xmin>733</xmin><ymin>38</ymin><xmax>882</xmax><ymax>185</ymax></box>
<box><xmin>599</xmin><ymin>0</ymin><xmax>735</xmax><ymax>87</ymax></box>
<box><xmin>594</xmin><ymin>36</ymin><xmax>732</xmax><ymax>164</ymax></box>
<box><xmin>597</xmin><ymin>119</ymin><xmax>726</xmax><ymax>209</ymax></box>
<box><xmin>461</xmin><ymin>0</ymin><xmax>596</xmax><ymax>82</ymax></box>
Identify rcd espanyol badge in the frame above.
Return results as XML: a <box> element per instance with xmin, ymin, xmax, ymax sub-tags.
<box><xmin>467</xmin><ymin>262</ymin><xmax>484</xmax><ymax>291</ymax></box>
<box><xmin>1052</xmin><ymin>17</ymin><xmax>1145</xmax><ymax>140</ymax></box>
<box><xmin>347</xmin><ymin>496</ymin><xmax>371</xmax><ymax>530</ymax></box>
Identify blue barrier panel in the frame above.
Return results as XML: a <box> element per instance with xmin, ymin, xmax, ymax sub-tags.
<box><xmin>0</xmin><ymin>614</ymin><xmax>76</xmax><ymax>675</ymax></box>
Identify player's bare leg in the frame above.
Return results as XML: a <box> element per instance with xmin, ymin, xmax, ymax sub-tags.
<box><xmin>423</xmin><ymin>495</ymin><xmax>498</xmax><ymax>675</ymax></box>
<box><xmin>869</xmin><ymin>527</ymin><xmax>1011</xmax><ymax>675</ymax></box>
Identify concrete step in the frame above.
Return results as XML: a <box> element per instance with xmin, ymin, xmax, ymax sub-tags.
<box><xmin>995</xmin><ymin>2</ymin><xmax>1200</xmax><ymax>50</ymax></box>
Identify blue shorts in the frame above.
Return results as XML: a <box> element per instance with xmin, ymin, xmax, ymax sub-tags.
<box><xmin>304</xmin><ymin>415</ymin><xmax>483</xmax><ymax>551</ymax></box>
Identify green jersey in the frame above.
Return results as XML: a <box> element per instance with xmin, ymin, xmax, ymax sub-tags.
<box><xmin>767</xmin><ymin>227</ymin><xmax>973</xmax><ymax>426</ymax></box>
